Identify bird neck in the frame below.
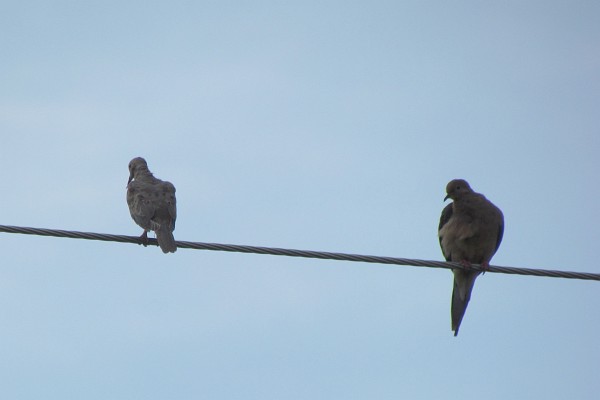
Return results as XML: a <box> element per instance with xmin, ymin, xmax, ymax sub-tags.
<box><xmin>453</xmin><ymin>193</ymin><xmax>484</xmax><ymax>210</ymax></box>
<box><xmin>134</xmin><ymin>168</ymin><xmax>156</xmax><ymax>181</ymax></box>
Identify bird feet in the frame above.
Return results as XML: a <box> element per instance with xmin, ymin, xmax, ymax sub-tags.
<box><xmin>460</xmin><ymin>260</ymin><xmax>489</xmax><ymax>274</ymax></box>
<box><xmin>139</xmin><ymin>230</ymin><xmax>149</xmax><ymax>247</ymax></box>
<box><xmin>481</xmin><ymin>261</ymin><xmax>490</xmax><ymax>275</ymax></box>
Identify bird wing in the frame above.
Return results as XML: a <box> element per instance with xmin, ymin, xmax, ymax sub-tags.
<box><xmin>438</xmin><ymin>202</ymin><xmax>454</xmax><ymax>262</ymax></box>
<box><xmin>127</xmin><ymin>180</ymin><xmax>159</xmax><ymax>230</ymax></box>
<box><xmin>160</xmin><ymin>181</ymin><xmax>177</xmax><ymax>229</ymax></box>
<box><xmin>495</xmin><ymin>217</ymin><xmax>504</xmax><ymax>254</ymax></box>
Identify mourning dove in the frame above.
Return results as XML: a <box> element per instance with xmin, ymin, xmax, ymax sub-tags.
<box><xmin>127</xmin><ymin>157</ymin><xmax>177</xmax><ymax>253</ymax></box>
<box><xmin>438</xmin><ymin>179</ymin><xmax>504</xmax><ymax>336</ymax></box>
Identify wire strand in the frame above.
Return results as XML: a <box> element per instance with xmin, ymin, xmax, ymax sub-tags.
<box><xmin>1</xmin><ymin>224</ymin><xmax>598</xmax><ymax>281</ymax></box>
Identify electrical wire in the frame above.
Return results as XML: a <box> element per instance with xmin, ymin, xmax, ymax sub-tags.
<box><xmin>1</xmin><ymin>224</ymin><xmax>598</xmax><ymax>281</ymax></box>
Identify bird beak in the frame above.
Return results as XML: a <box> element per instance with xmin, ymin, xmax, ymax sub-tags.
<box><xmin>127</xmin><ymin>173</ymin><xmax>134</xmax><ymax>185</ymax></box>
<box><xmin>444</xmin><ymin>194</ymin><xmax>450</xmax><ymax>201</ymax></box>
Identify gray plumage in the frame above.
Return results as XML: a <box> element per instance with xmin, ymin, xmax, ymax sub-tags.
<box><xmin>126</xmin><ymin>157</ymin><xmax>177</xmax><ymax>253</ymax></box>
<box><xmin>438</xmin><ymin>179</ymin><xmax>504</xmax><ymax>336</ymax></box>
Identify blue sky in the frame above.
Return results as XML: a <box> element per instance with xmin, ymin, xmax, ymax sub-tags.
<box><xmin>1</xmin><ymin>1</ymin><xmax>599</xmax><ymax>399</ymax></box>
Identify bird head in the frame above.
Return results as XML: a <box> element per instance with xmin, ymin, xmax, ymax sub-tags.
<box><xmin>128</xmin><ymin>157</ymin><xmax>148</xmax><ymax>184</ymax></box>
<box><xmin>444</xmin><ymin>179</ymin><xmax>472</xmax><ymax>201</ymax></box>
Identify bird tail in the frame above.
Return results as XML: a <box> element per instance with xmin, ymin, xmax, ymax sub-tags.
<box><xmin>451</xmin><ymin>270</ymin><xmax>480</xmax><ymax>336</ymax></box>
<box><xmin>156</xmin><ymin>225</ymin><xmax>177</xmax><ymax>253</ymax></box>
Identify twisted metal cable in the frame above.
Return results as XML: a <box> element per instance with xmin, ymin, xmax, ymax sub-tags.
<box><xmin>1</xmin><ymin>224</ymin><xmax>598</xmax><ymax>281</ymax></box>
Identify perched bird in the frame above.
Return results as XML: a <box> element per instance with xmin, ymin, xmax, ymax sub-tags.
<box><xmin>127</xmin><ymin>157</ymin><xmax>177</xmax><ymax>253</ymax></box>
<box><xmin>438</xmin><ymin>179</ymin><xmax>504</xmax><ymax>336</ymax></box>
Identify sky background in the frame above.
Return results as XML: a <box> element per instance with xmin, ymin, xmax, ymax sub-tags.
<box><xmin>1</xmin><ymin>1</ymin><xmax>599</xmax><ymax>399</ymax></box>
